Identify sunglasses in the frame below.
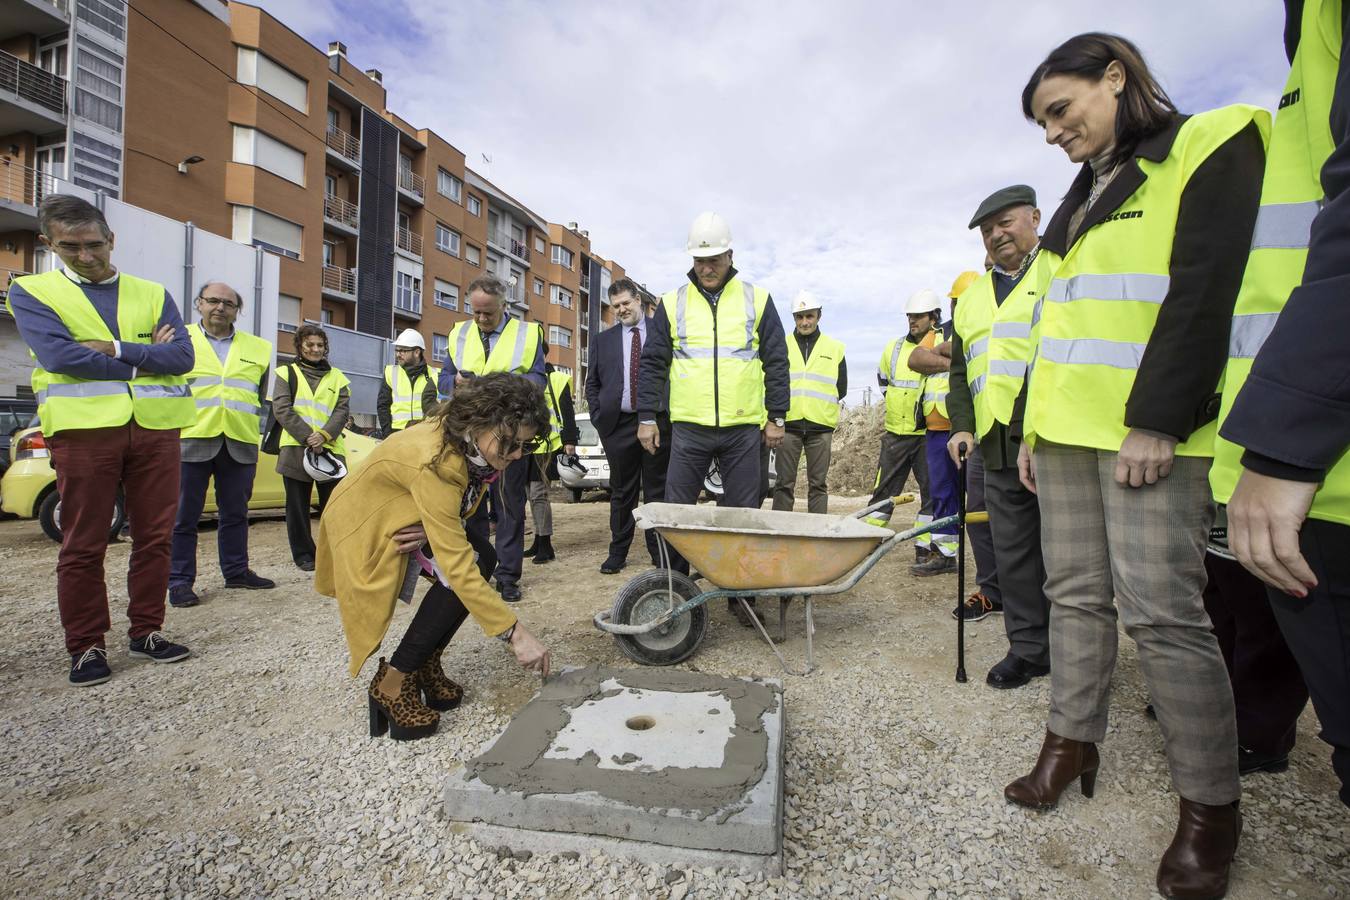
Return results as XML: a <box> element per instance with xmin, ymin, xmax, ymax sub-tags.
<box><xmin>495</xmin><ymin>432</ymin><xmax>543</xmax><ymax>456</ymax></box>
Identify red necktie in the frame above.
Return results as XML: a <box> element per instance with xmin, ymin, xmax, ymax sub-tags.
<box><xmin>628</xmin><ymin>328</ymin><xmax>641</xmax><ymax>412</ymax></box>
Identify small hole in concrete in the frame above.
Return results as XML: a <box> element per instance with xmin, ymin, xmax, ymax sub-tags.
<box><xmin>626</xmin><ymin>715</ymin><xmax>656</xmax><ymax>731</ymax></box>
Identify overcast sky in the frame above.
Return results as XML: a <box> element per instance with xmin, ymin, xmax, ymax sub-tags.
<box><xmin>259</xmin><ymin>0</ymin><xmax>1289</xmax><ymax>403</ymax></box>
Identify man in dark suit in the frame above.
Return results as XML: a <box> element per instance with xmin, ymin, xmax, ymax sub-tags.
<box><xmin>586</xmin><ymin>278</ymin><xmax>680</xmax><ymax>574</ymax></box>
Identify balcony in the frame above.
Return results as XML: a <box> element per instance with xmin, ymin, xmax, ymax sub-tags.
<box><xmin>0</xmin><ymin>49</ymin><xmax>67</xmax><ymax>134</ymax></box>
<box><xmin>322</xmin><ymin>193</ymin><xmax>358</xmax><ymax>234</ymax></box>
<box><xmin>0</xmin><ymin>159</ymin><xmax>56</xmax><ymax>231</ymax></box>
<box><xmin>325</xmin><ymin>125</ymin><xmax>360</xmax><ymax>170</ymax></box>
<box><xmin>0</xmin><ymin>0</ymin><xmax>69</xmax><ymax>43</ymax></box>
<box><xmin>320</xmin><ymin>265</ymin><xmax>356</xmax><ymax>301</ymax></box>
<box><xmin>578</xmin><ymin>348</ymin><xmax>588</xmax><ymax>366</ymax></box>
<box><xmin>395</xmin><ymin>226</ymin><xmax>422</xmax><ymax>258</ymax></box>
<box><xmin>397</xmin><ymin>168</ymin><xmax>424</xmax><ymax>203</ymax></box>
<box><xmin>487</xmin><ymin>228</ymin><xmax>531</xmax><ymax>266</ymax></box>
<box><xmin>580</xmin><ymin>271</ymin><xmax>591</xmax><ymax>292</ymax></box>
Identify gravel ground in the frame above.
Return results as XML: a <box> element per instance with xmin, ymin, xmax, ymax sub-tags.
<box><xmin>0</xmin><ymin>494</ymin><xmax>1346</xmax><ymax>900</ymax></box>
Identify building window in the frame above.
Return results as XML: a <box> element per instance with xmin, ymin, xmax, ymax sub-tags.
<box><xmin>433</xmin><ymin>279</ymin><xmax>459</xmax><ymax>310</ymax></box>
<box><xmin>434</xmin><ymin>223</ymin><xmax>460</xmax><ymax>256</ymax></box>
<box><xmin>278</xmin><ymin>293</ymin><xmax>301</xmax><ymax>332</ymax></box>
<box><xmin>233</xmin><ymin>206</ymin><xmax>303</xmax><ymax>259</ymax></box>
<box><xmin>326</xmin><ymin>107</ymin><xmax>339</xmax><ymax>131</ymax></box>
<box><xmin>465</xmin><ymin>244</ymin><xmax>481</xmax><ymax>267</ymax></box>
<box><xmin>553</xmin><ymin>364</ymin><xmax>573</xmax><ymax>377</ymax></box>
<box><xmin>551</xmin><ymin>245</ymin><xmax>574</xmax><ymax>268</ymax></box>
<box><xmin>432</xmin><ymin>333</ymin><xmax>449</xmax><ymax>363</ymax></box>
<box><xmin>76</xmin><ymin>0</ymin><xmax>126</xmax><ymax>41</ymax></box>
<box><xmin>232</xmin><ymin>126</ymin><xmax>305</xmax><ymax>185</ymax></box>
<box><xmin>549</xmin><ymin>285</ymin><xmax>573</xmax><ymax>309</ymax></box>
<box><xmin>467</xmin><ymin>195</ymin><xmax>481</xmax><ymax>216</ymax></box>
<box><xmin>437</xmin><ymin>168</ymin><xmax>462</xmax><ymax>202</ymax></box>
<box><xmin>70</xmin><ymin>130</ymin><xmax>120</xmax><ymax>195</ymax></box>
<box><xmin>396</xmin><ymin>272</ymin><xmax>422</xmax><ymax>314</ymax></box>
<box><xmin>534</xmin><ymin>234</ymin><xmax>545</xmax><ymax>254</ymax></box>
<box><xmin>533</xmin><ymin>277</ymin><xmax>544</xmax><ymax>296</ymax></box>
<box><xmin>548</xmin><ymin>325</ymin><xmax>573</xmax><ymax>348</ymax></box>
<box><xmin>236</xmin><ymin>47</ymin><xmax>308</xmax><ymax>113</ymax></box>
<box><xmin>74</xmin><ymin>43</ymin><xmax>124</xmax><ymax>132</ymax></box>
<box><xmin>320</xmin><ymin>308</ymin><xmax>334</xmax><ymax>325</ymax></box>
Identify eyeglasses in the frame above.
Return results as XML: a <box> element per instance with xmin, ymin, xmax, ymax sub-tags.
<box><xmin>53</xmin><ymin>240</ymin><xmax>108</xmax><ymax>254</ymax></box>
<box><xmin>495</xmin><ymin>432</ymin><xmax>543</xmax><ymax>456</ymax></box>
<box><xmin>199</xmin><ymin>296</ymin><xmax>241</xmax><ymax>310</ymax></box>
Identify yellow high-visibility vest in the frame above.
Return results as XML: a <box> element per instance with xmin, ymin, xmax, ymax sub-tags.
<box><xmin>659</xmin><ymin>276</ymin><xmax>770</xmax><ymax>427</ymax></box>
<box><xmin>182</xmin><ymin>324</ymin><xmax>271</xmax><ymax>444</ymax></box>
<box><xmin>786</xmin><ymin>332</ymin><xmax>844</xmax><ymax>429</ymax></box>
<box><xmin>10</xmin><ymin>270</ymin><xmax>195</xmax><ymax>436</ymax></box>
<box><xmin>1024</xmin><ymin>104</ymin><xmax>1272</xmax><ymax>456</ymax></box>
<box><xmin>279</xmin><ymin>363</ymin><xmax>349</xmax><ymax>455</ymax></box>
<box><xmin>879</xmin><ymin>335</ymin><xmax>926</xmax><ymax>436</ymax></box>
<box><xmin>953</xmin><ymin>252</ymin><xmax>1057</xmax><ymax>438</ymax></box>
<box><xmin>1212</xmin><ymin>0</ymin><xmax>1347</xmax><ymax>525</ymax></box>
<box><xmin>383</xmin><ymin>364</ymin><xmax>440</xmax><ymax>430</ymax></box>
<box><xmin>447</xmin><ymin>317</ymin><xmax>541</xmax><ymax>376</ymax></box>
<box><xmin>540</xmin><ymin>369</ymin><xmax>572</xmax><ymax>453</ymax></box>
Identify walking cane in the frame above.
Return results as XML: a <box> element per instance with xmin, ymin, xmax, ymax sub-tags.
<box><xmin>956</xmin><ymin>442</ymin><xmax>969</xmax><ymax>683</ymax></box>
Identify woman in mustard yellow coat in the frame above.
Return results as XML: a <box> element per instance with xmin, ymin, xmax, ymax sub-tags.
<box><xmin>315</xmin><ymin>373</ymin><xmax>552</xmax><ymax>740</ymax></box>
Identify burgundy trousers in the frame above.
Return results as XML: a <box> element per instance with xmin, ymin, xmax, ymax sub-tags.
<box><xmin>48</xmin><ymin>422</ymin><xmax>181</xmax><ymax>654</ymax></box>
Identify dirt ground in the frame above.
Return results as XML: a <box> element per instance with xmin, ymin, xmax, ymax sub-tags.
<box><xmin>0</xmin><ymin>491</ymin><xmax>1346</xmax><ymax>899</ymax></box>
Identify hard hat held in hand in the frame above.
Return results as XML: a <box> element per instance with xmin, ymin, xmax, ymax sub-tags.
<box><xmin>903</xmin><ymin>289</ymin><xmax>942</xmax><ymax>316</ymax></box>
<box><xmin>686</xmin><ymin>212</ymin><xmax>732</xmax><ymax>258</ymax></box>
<box><xmin>303</xmin><ymin>447</ymin><xmax>348</xmax><ymax>483</ymax></box>
<box><xmin>791</xmin><ymin>291</ymin><xmax>822</xmax><ymax>314</ymax></box>
<box><xmin>948</xmin><ymin>270</ymin><xmax>980</xmax><ymax>299</ymax></box>
<box><xmin>394</xmin><ymin>328</ymin><xmax>426</xmax><ymax>350</ymax></box>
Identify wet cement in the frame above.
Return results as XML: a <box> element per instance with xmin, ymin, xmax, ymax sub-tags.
<box><xmin>464</xmin><ymin>665</ymin><xmax>780</xmax><ymax>816</ymax></box>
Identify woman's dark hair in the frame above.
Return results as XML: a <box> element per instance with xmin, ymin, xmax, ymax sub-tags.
<box><xmin>1021</xmin><ymin>33</ymin><xmax>1177</xmax><ymax>167</ymax></box>
<box><xmin>434</xmin><ymin>372</ymin><xmax>550</xmax><ymax>465</ymax></box>
<box><xmin>293</xmin><ymin>323</ymin><xmax>329</xmax><ymax>357</ymax></box>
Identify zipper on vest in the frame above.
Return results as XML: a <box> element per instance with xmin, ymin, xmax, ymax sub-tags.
<box><xmin>711</xmin><ymin>302</ymin><xmax>721</xmax><ymax>427</ymax></box>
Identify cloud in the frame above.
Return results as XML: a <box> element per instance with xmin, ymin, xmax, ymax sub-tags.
<box><xmin>257</xmin><ymin>0</ymin><xmax>1289</xmax><ymax>400</ymax></box>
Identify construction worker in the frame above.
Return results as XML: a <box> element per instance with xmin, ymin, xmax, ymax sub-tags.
<box><xmin>437</xmin><ymin>276</ymin><xmax>547</xmax><ymax>602</ymax></box>
<box><xmin>863</xmin><ymin>290</ymin><xmax>938</xmax><ymax>558</ymax></box>
<box><xmin>1007</xmin><ymin>33</ymin><xmax>1269</xmax><ymax>898</ymax></box>
<box><xmin>946</xmin><ymin>185</ymin><xmax>1056</xmax><ymax>688</ymax></box>
<box><xmin>168</xmin><ymin>281</ymin><xmax>275</xmax><ymax>607</ymax></box>
<box><xmin>7</xmin><ymin>194</ymin><xmax>196</xmax><ymax>686</ymax></box>
<box><xmin>1213</xmin><ymin>0</ymin><xmax>1349</xmax><ymax>809</ymax></box>
<box><xmin>378</xmin><ymin>328</ymin><xmax>439</xmax><ymax>436</ymax></box>
<box><xmin>771</xmin><ymin>291</ymin><xmax>846</xmax><ymax>515</ymax></box>
<box><xmin>905</xmin><ymin>289</ymin><xmax>959</xmax><ymax>576</ymax></box>
<box><xmin>523</xmin><ymin>352</ymin><xmax>578</xmax><ymax>565</ymax></box>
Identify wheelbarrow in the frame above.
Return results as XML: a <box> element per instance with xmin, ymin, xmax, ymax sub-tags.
<box><xmin>593</xmin><ymin>492</ymin><xmax>989</xmax><ymax>675</ymax></box>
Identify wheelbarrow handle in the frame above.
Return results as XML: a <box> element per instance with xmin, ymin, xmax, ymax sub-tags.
<box><xmin>850</xmin><ymin>492</ymin><xmax>917</xmax><ymax>520</ymax></box>
<box><xmin>965</xmin><ymin>511</ymin><xmax>989</xmax><ymax>524</ymax></box>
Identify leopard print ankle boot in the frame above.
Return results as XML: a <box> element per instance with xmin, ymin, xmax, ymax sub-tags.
<box><xmin>415</xmin><ymin>650</ymin><xmax>464</xmax><ymax>712</ymax></box>
<box><xmin>368</xmin><ymin>658</ymin><xmax>438</xmax><ymax>741</ymax></box>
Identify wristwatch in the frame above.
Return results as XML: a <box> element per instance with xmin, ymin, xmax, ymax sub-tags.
<box><xmin>770</xmin><ymin>417</ymin><xmax>785</xmax><ymax>427</ymax></box>
<box><xmin>497</xmin><ymin>623</ymin><xmax>517</xmax><ymax>643</ymax></box>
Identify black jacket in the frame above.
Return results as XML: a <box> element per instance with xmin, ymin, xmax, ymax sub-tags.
<box><xmin>1222</xmin><ymin>0</ymin><xmax>1350</xmax><ymax>482</ymax></box>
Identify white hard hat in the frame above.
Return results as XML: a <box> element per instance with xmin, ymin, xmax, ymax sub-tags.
<box><xmin>303</xmin><ymin>447</ymin><xmax>348</xmax><ymax>483</ymax></box>
<box><xmin>791</xmin><ymin>291</ymin><xmax>822</xmax><ymax>314</ymax></box>
<box><xmin>394</xmin><ymin>328</ymin><xmax>425</xmax><ymax>350</ymax></box>
<box><xmin>686</xmin><ymin>212</ymin><xmax>732</xmax><ymax>258</ymax></box>
<box><xmin>903</xmin><ymin>289</ymin><xmax>942</xmax><ymax>316</ymax></box>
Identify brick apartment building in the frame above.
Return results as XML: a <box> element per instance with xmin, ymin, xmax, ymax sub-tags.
<box><xmin>1</xmin><ymin>0</ymin><xmax>650</xmax><ymax>398</ymax></box>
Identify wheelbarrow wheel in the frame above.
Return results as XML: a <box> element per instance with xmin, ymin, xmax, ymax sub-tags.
<box><xmin>609</xmin><ymin>569</ymin><xmax>708</xmax><ymax>666</ymax></box>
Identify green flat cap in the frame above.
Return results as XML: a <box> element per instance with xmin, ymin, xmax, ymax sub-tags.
<box><xmin>968</xmin><ymin>184</ymin><xmax>1037</xmax><ymax>229</ymax></box>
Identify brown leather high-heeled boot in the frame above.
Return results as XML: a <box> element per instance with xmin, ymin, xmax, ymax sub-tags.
<box><xmin>368</xmin><ymin>658</ymin><xmax>439</xmax><ymax>741</ymax></box>
<box><xmin>1004</xmin><ymin>729</ymin><xmax>1100</xmax><ymax>810</ymax></box>
<box><xmin>1156</xmin><ymin>798</ymin><xmax>1241</xmax><ymax>899</ymax></box>
<box><xmin>414</xmin><ymin>649</ymin><xmax>464</xmax><ymax>712</ymax></box>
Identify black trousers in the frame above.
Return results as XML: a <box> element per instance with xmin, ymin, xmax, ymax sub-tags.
<box><xmin>599</xmin><ymin>413</ymin><xmax>672</xmax><ymax>565</ymax></box>
<box><xmin>390</xmin><ymin>581</ymin><xmax>470</xmax><ymax>673</ymax></box>
<box><xmin>666</xmin><ymin>422</ymin><xmax>762</xmax><ymax>508</ymax></box>
<box><xmin>1267</xmin><ymin>518</ymin><xmax>1350</xmax><ymax>807</ymax></box>
<box><xmin>986</xmin><ymin>464</ymin><xmax>1050</xmax><ymax>667</ymax></box>
<box><xmin>1203</xmin><ymin>553</ymin><xmax>1308</xmax><ymax>757</ymax></box>
<box><xmin>283</xmin><ymin>475</ymin><xmax>337</xmax><ymax>564</ymax></box>
<box><xmin>466</xmin><ymin>454</ymin><xmax>529</xmax><ymax>585</ymax></box>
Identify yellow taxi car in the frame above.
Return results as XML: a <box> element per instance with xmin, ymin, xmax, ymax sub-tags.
<box><xmin>1</xmin><ymin>418</ymin><xmax>379</xmax><ymax>542</ymax></box>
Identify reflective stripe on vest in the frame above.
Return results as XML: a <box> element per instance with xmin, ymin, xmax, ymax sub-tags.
<box><xmin>448</xmin><ymin>317</ymin><xmax>539</xmax><ymax>376</ymax></box>
<box><xmin>1023</xmin><ymin>105</ymin><xmax>1272</xmax><ymax>456</ymax></box>
<box><xmin>952</xmin><ymin>253</ymin><xmax>1055</xmax><ymax>438</ymax></box>
<box><xmin>384</xmin><ymin>364</ymin><xmax>434</xmax><ymax>429</ymax></box>
<box><xmin>660</xmin><ymin>277</ymin><xmax>770</xmax><ymax>427</ymax></box>
<box><xmin>278</xmin><ymin>364</ymin><xmax>349</xmax><ymax>455</ymax></box>
<box><xmin>786</xmin><ymin>332</ymin><xmax>844</xmax><ymax>429</ymax></box>
<box><xmin>880</xmin><ymin>335</ymin><xmax>925</xmax><ymax>436</ymax></box>
<box><xmin>182</xmin><ymin>324</ymin><xmax>270</xmax><ymax>443</ymax></box>
<box><xmin>12</xmin><ymin>270</ymin><xmax>196</xmax><ymax>436</ymax></box>
<box><xmin>1212</xmin><ymin>0</ymin><xmax>1347</xmax><ymax>525</ymax></box>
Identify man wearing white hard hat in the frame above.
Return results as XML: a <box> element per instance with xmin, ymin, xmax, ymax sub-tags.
<box><xmin>378</xmin><ymin>328</ymin><xmax>440</xmax><ymax>437</ymax></box>
<box><xmin>638</xmin><ymin>210</ymin><xmax>790</xmax><ymax>519</ymax></box>
<box><xmin>865</xmin><ymin>290</ymin><xmax>942</xmax><ymax>555</ymax></box>
<box><xmin>771</xmin><ymin>291</ymin><xmax>846</xmax><ymax>515</ymax></box>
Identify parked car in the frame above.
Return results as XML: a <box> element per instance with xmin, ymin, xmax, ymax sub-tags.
<box><xmin>1</xmin><ymin>406</ymin><xmax>380</xmax><ymax>543</ymax></box>
<box><xmin>0</xmin><ymin>400</ymin><xmax>38</xmax><ymax>478</ymax></box>
<box><xmin>557</xmin><ymin>412</ymin><xmax>610</xmax><ymax>502</ymax></box>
